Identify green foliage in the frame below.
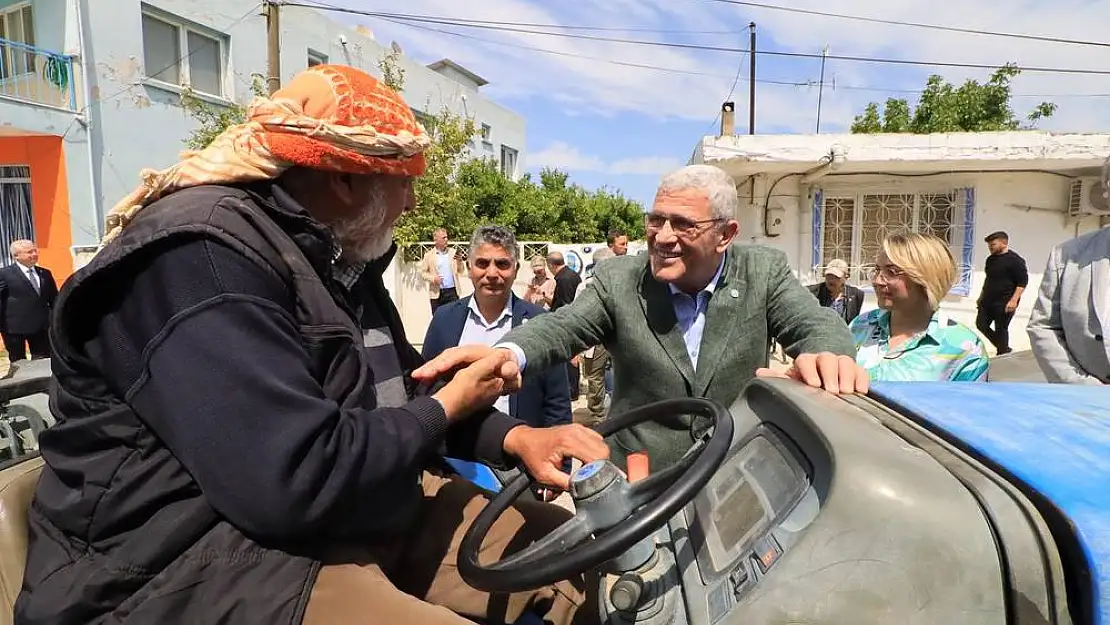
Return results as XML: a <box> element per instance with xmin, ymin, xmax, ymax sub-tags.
<box><xmin>378</xmin><ymin>53</ymin><xmax>645</xmax><ymax>245</ymax></box>
<box><xmin>850</xmin><ymin>64</ymin><xmax>1056</xmax><ymax>134</ymax></box>
<box><xmin>180</xmin><ymin>74</ymin><xmax>266</xmax><ymax>150</ymax></box>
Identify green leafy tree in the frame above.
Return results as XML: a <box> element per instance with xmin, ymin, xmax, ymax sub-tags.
<box><xmin>850</xmin><ymin>64</ymin><xmax>1057</xmax><ymax>134</ymax></box>
<box><xmin>181</xmin><ymin>74</ymin><xmax>266</xmax><ymax>150</ymax></box>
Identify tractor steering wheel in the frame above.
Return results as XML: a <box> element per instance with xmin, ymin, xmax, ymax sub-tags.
<box><xmin>458</xmin><ymin>397</ymin><xmax>734</xmax><ymax>593</ymax></box>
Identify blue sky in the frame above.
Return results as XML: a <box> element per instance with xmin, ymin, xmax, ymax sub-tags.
<box><xmin>328</xmin><ymin>0</ymin><xmax>1110</xmax><ymax>208</ymax></box>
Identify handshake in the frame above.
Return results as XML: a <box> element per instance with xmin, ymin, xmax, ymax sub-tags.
<box><xmin>414</xmin><ymin>345</ymin><xmax>610</xmax><ymax>493</ymax></box>
<box><xmin>413</xmin><ymin>345</ymin><xmax>523</xmax><ymax>422</ymax></box>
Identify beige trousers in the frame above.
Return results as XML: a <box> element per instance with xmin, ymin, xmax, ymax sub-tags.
<box><xmin>302</xmin><ymin>471</ymin><xmax>600</xmax><ymax>625</ymax></box>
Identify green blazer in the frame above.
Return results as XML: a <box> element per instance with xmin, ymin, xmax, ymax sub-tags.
<box><xmin>501</xmin><ymin>243</ymin><xmax>855</xmax><ymax>470</ymax></box>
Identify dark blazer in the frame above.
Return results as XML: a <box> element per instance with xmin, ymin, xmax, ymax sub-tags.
<box><xmin>808</xmin><ymin>282</ymin><xmax>865</xmax><ymax>324</ymax></box>
<box><xmin>0</xmin><ymin>263</ymin><xmax>58</xmax><ymax>335</ymax></box>
<box><xmin>551</xmin><ymin>267</ymin><xmax>581</xmax><ymax>311</ymax></box>
<box><xmin>422</xmin><ymin>294</ymin><xmax>572</xmax><ymax>429</ymax></box>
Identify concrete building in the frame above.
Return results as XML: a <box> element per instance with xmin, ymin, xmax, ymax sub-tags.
<box><xmin>0</xmin><ymin>0</ymin><xmax>526</xmax><ymax>280</ymax></box>
<box><xmin>690</xmin><ymin>130</ymin><xmax>1110</xmax><ymax>353</ymax></box>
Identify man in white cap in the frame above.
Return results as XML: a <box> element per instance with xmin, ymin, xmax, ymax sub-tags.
<box><xmin>808</xmin><ymin>258</ymin><xmax>865</xmax><ymax>324</ymax></box>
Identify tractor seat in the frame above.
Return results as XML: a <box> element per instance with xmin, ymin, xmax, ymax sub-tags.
<box><xmin>0</xmin><ymin>456</ymin><xmax>43</xmax><ymax>625</ymax></box>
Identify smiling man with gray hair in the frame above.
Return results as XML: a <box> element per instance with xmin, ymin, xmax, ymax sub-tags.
<box><xmin>416</xmin><ymin>164</ymin><xmax>865</xmax><ymax>470</ymax></box>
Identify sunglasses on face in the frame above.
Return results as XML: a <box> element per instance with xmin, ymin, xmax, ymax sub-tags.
<box><xmin>644</xmin><ymin>212</ymin><xmax>723</xmax><ymax>238</ymax></box>
<box><xmin>472</xmin><ymin>257</ymin><xmax>515</xmax><ymax>271</ymax></box>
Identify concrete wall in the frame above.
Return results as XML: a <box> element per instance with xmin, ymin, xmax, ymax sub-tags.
<box><xmin>737</xmin><ymin>170</ymin><xmax>1102</xmax><ymax>353</ymax></box>
<box><xmin>0</xmin><ymin>0</ymin><xmax>526</xmax><ymax>263</ymax></box>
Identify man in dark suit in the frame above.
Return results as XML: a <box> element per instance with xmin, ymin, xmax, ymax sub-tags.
<box><xmin>423</xmin><ymin>226</ymin><xmax>571</xmax><ymax>430</ymax></box>
<box><xmin>423</xmin><ymin>225</ymin><xmax>573</xmax><ymax>499</ymax></box>
<box><xmin>547</xmin><ymin>251</ymin><xmax>582</xmax><ymax>399</ymax></box>
<box><xmin>0</xmin><ymin>239</ymin><xmax>58</xmax><ymax>361</ymax></box>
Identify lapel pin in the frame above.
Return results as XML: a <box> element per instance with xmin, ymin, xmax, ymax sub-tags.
<box><xmin>730</xmin><ymin>289</ymin><xmax>739</xmax><ymax>298</ymax></box>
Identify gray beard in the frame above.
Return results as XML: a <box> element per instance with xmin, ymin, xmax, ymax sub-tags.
<box><xmin>330</xmin><ymin>197</ymin><xmax>395</xmax><ymax>263</ymax></box>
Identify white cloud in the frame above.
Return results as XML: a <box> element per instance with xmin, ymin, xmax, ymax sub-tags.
<box><xmin>527</xmin><ymin>142</ymin><xmax>683</xmax><ymax>175</ymax></box>
<box><xmin>324</xmin><ymin>0</ymin><xmax>1110</xmax><ymax>133</ymax></box>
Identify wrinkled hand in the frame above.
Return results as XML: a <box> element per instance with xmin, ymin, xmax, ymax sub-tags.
<box><xmin>755</xmin><ymin>352</ymin><xmax>869</xmax><ymax>395</ymax></box>
<box><xmin>424</xmin><ymin>348</ymin><xmax>522</xmax><ymax>421</ymax></box>
<box><xmin>414</xmin><ymin>345</ymin><xmax>520</xmax><ymax>387</ymax></box>
<box><xmin>503</xmin><ymin>425</ymin><xmax>609</xmax><ymax>491</ymax></box>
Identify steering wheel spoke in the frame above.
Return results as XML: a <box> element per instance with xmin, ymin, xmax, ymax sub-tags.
<box><xmin>487</xmin><ymin>515</ymin><xmax>597</xmax><ymax>572</ymax></box>
<box><xmin>458</xmin><ymin>397</ymin><xmax>734</xmax><ymax>593</ymax></box>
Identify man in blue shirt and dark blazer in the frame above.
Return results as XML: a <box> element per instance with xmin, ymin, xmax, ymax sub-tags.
<box><xmin>422</xmin><ymin>225</ymin><xmax>572</xmax><ymax>435</ymax></box>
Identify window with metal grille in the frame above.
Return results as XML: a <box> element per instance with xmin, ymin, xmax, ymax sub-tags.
<box><xmin>811</xmin><ymin>188</ymin><xmax>976</xmax><ymax>295</ymax></box>
<box><xmin>0</xmin><ymin>166</ymin><xmax>35</xmax><ymax>266</ymax></box>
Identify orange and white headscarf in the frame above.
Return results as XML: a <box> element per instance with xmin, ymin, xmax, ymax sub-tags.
<box><xmin>101</xmin><ymin>64</ymin><xmax>432</xmax><ymax>246</ymax></box>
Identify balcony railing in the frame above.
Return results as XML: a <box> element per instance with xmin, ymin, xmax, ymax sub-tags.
<box><xmin>0</xmin><ymin>38</ymin><xmax>77</xmax><ymax>111</ymax></box>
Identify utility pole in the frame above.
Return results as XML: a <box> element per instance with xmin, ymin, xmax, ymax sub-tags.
<box><xmin>265</xmin><ymin>0</ymin><xmax>281</xmax><ymax>95</ymax></box>
<box><xmin>816</xmin><ymin>45</ymin><xmax>829</xmax><ymax>134</ymax></box>
<box><xmin>748</xmin><ymin>22</ymin><xmax>756</xmax><ymax>135</ymax></box>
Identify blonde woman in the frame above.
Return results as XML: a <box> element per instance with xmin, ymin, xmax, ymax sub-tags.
<box><xmin>850</xmin><ymin>233</ymin><xmax>989</xmax><ymax>381</ymax></box>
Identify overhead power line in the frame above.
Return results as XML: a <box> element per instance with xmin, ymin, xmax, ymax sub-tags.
<box><xmin>284</xmin><ymin>3</ymin><xmax>1110</xmax><ymax>77</ymax></box>
<box><xmin>283</xmin><ymin>1</ymin><xmax>1110</xmax><ymax>99</ymax></box>
<box><xmin>706</xmin><ymin>0</ymin><xmax>1110</xmax><ymax>49</ymax></box>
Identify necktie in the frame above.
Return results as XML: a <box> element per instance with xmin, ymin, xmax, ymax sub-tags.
<box><xmin>26</xmin><ymin>267</ymin><xmax>39</xmax><ymax>293</ymax></box>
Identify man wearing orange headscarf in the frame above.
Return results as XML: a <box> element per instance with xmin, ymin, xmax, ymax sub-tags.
<box><xmin>16</xmin><ymin>65</ymin><xmax>606</xmax><ymax>625</ymax></box>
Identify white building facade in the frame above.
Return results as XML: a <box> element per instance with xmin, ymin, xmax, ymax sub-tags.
<box><xmin>0</xmin><ymin>0</ymin><xmax>526</xmax><ymax>277</ymax></box>
<box><xmin>691</xmin><ymin>131</ymin><xmax>1110</xmax><ymax>353</ymax></box>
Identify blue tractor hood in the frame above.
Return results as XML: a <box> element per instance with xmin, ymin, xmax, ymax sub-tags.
<box><xmin>872</xmin><ymin>382</ymin><xmax>1110</xmax><ymax>624</ymax></box>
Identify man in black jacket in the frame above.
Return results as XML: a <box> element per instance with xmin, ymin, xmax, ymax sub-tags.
<box><xmin>0</xmin><ymin>239</ymin><xmax>57</xmax><ymax>360</ymax></box>
<box><xmin>16</xmin><ymin>64</ymin><xmax>606</xmax><ymax>625</ymax></box>
<box><xmin>808</xmin><ymin>258</ymin><xmax>864</xmax><ymax>325</ymax></box>
<box><xmin>976</xmin><ymin>231</ymin><xmax>1029</xmax><ymax>355</ymax></box>
<box><xmin>547</xmin><ymin>251</ymin><xmax>582</xmax><ymax>398</ymax></box>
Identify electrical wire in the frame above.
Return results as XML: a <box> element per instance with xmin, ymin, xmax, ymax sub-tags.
<box><xmin>706</xmin><ymin>0</ymin><xmax>1110</xmax><ymax>49</ymax></box>
<box><xmin>283</xmin><ymin>1</ymin><xmax>1110</xmax><ymax>98</ymax></box>
<box><xmin>282</xmin><ymin>2</ymin><xmax>1110</xmax><ymax>77</ymax></box>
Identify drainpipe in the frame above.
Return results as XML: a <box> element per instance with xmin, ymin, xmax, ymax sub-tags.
<box><xmin>75</xmin><ymin>0</ymin><xmax>102</xmax><ymax>242</ymax></box>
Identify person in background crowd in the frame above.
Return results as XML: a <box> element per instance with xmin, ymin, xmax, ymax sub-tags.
<box><xmin>16</xmin><ymin>64</ymin><xmax>605</xmax><ymax>625</ymax></box>
<box><xmin>576</xmin><ymin>247</ymin><xmax>615</xmax><ymax>427</ymax></box>
<box><xmin>423</xmin><ymin>224</ymin><xmax>573</xmax><ymax>500</ymax></box>
<box><xmin>975</xmin><ymin>230</ymin><xmax>1028</xmax><ymax>355</ymax></box>
<box><xmin>523</xmin><ymin>255</ymin><xmax>555</xmax><ymax>309</ymax></box>
<box><xmin>808</xmin><ymin>258</ymin><xmax>865</xmax><ymax>324</ymax></box>
<box><xmin>548</xmin><ymin>251</ymin><xmax>583</xmax><ymax>399</ymax></box>
<box><xmin>421</xmin><ymin>227</ymin><xmax>462</xmax><ymax>312</ymax></box>
<box><xmin>851</xmin><ymin>232</ymin><xmax>989</xmax><ymax>381</ymax></box>
<box><xmin>607</xmin><ymin>229</ymin><xmax>629</xmax><ymax>256</ymax></box>
<box><xmin>0</xmin><ymin>239</ymin><xmax>57</xmax><ymax>361</ymax></box>
<box><xmin>1027</xmin><ymin>155</ymin><xmax>1110</xmax><ymax>384</ymax></box>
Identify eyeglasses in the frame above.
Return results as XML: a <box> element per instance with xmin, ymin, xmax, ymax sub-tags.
<box><xmin>864</xmin><ymin>264</ymin><xmax>906</xmax><ymax>282</ymax></box>
<box><xmin>471</xmin><ymin>257</ymin><xmax>515</xmax><ymax>271</ymax></box>
<box><xmin>644</xmin><ymin>212</ymin><xmax>724</xmax><ymax>238</ymax></box>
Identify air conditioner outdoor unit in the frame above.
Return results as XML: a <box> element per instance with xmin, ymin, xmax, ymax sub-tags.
<box><xmin>1067</xmin><ymin>177</ymin><xmax>1110</xmax><ymax>218</ymax></box>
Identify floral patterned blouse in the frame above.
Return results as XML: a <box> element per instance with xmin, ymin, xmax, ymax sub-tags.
<box><xmin>849</xmin><ymin>308</ymin><xmax>990</xmax><ymax>382</ymax></box>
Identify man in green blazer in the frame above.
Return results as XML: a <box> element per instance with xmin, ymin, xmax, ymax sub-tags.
<box><xmin>416</xmin><ymin>164</ymin><xmax>865</xmax><ymax>471</ymax></box>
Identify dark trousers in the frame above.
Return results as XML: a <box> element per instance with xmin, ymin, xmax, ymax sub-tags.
<box><xmin>3</xmin><ymin>329</ymin><xmax>50</xmax><ymax>361</ymax></box>
<box><xmin>430</xmin><ymin>287</ymin><xmax>459</xmax><ymax>313</ymax></box>
<box><xmin>567</xmin><ymin>361</ymin><xmax>580</xmax><ymax>401</ymax></box>
<box><xmin>976</xmin><ymin>305</ymin><xmax>1015</xmax><ymax>354</ymax></box>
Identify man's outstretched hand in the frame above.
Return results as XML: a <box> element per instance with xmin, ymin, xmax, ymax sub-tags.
<box><xmin>503</xmin><ymin>425</ymin><xmax>609</xmax><ymax>491</ymax></box>
<box><xmin>756</xmin><ymin>352</ymin><xmax>869</xmax><ymax>395</ymax></box>
<box><xmin>415</xmin><ymin>346</ymin><xmax>521</xmax><ymax>389</ymax></box>
<box><xmin>415</xmin><ymin>346</ymin><xmax>523</xmax><ymax>421</ymax></box>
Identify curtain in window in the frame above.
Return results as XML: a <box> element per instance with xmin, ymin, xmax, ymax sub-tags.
<box><xmin>810</xmin><ymin>188</ymin><xmax>823</xmax><ymax>273</ymax></box>
<box><xmin>0</xmin><ymin>166</ymin><xmax>35</xmax><ymax>267</ymax></box>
